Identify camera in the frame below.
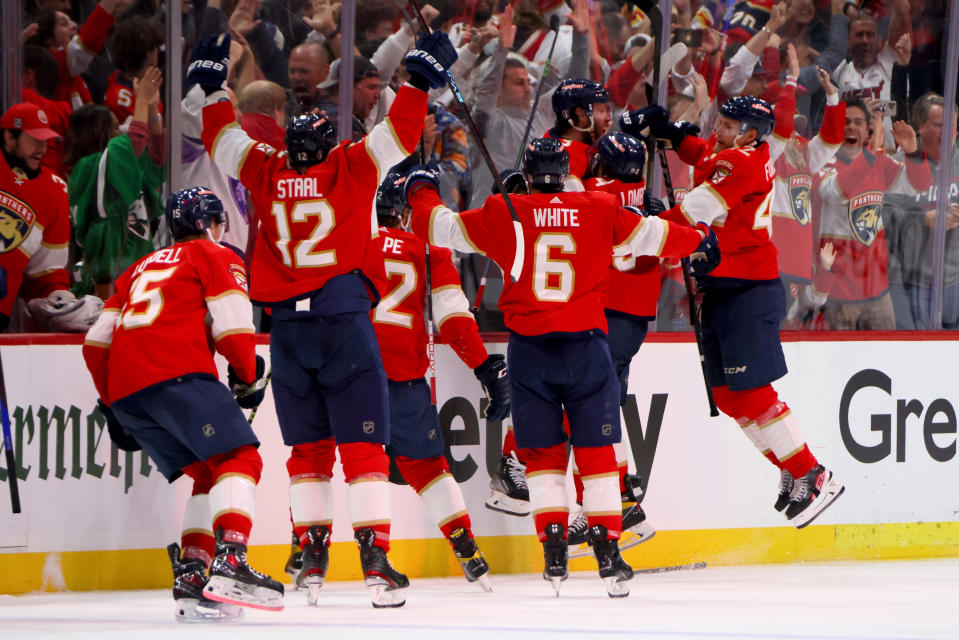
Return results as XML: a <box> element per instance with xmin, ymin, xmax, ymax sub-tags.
<box><xmin>673</xmin><ymin>28</ymin><xmax>703</xmax><ymax>48</ymax></box>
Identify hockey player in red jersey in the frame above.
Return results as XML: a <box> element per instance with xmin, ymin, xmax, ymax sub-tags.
<box><xmin>82</xmin><ymin>187</ymin><xmax>280</xmax><ymax>619</ymax></box>
<box><xmin>194</xmin><ymin>31</ymin><xmax>457</xmax><ymax>608</ymax></box>
<box><xmin>371</xmin><ymin>171</ymin><xmax>509</xmax><ymax>591</ymax></box>
<box><xmin>407</xmin><ymin>137</ymin><xmax>717</xmax><ymax>597</ymax></box>
<box><xmin>626</xmin><ymin>96</ymin><xmax>846</xmax><ymax>529</ymax></box>
<box><xmin>570</xmin><ymin>131</ymin><xmax>662</xmax><ymax>555</ymax></box>
<box><xmin>546</xmin><ymin>79</ymin><xmax>611</xmax><ymax>190</ymax></box>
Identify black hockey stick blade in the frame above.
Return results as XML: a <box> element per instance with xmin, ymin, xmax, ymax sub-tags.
<box><xmin>0</xmin><ymin>398</ymin><xmax>22</xmax><ymax>514</ymax></box>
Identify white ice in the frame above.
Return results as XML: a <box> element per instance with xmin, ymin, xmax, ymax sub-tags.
<box><xmin>1</xmin><ymin>559</ymin><xmax>956</xmax><ymax>640</ymax></box>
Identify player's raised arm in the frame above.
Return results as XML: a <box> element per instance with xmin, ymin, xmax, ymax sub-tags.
<box><xmin>349</xmin><ymin>32</ymin><xmax>458</xmax><ymax>184</ymax></box>
<box><xmin>405</xmin><ymin>165</ymin><xmax>489</xmax><ymax>255</ymax></box>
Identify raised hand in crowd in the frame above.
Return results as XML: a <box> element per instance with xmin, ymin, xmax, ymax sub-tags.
<box><xmin>894</xmin><ymin>32</ymin><xmax>913</xmax><ymax>66</ymax></box>
<box><xmin>228</xmin><ymin>0</ymin><xmax>262</xmax><ymax>37</ymax></box>
<box><xmin>304</xmin><ymin>0</ymin><xmax>341</xmax><ymax>37</ymax></box>
<box><xmin>766</xmin><ymin>2</ymin><xmax>789</xmax><ymax>34</ymax></box>
<box><xmin>815</xmin><ymin>65</ymin><xmax>837</xmax><ymax>96</ymax></box>
<box><xmin>567</xmin><ymin>0</ymin><xmax>591</xmax><ymax>35</ymax></box>
<box><xmin>466</xmin><ymin>22</ymin><xmax>498</xmax><ymax>55</ymax></box>
<box><xmin>497</xmin><ymin>4</ymin><xmax>516</xmax><ymax>50</ymax></box>
<box><xmin>820</xmin><ymin>241</ymin><xmax>837</xmax><ymax>272</ymax></box>
<box><xmin>891</xmin><ymin>119</ymin><xmax>919</xmax><ymax>154</ymax></box>
<box><xmin>786</xmin><ymin>42</ymin><xmax>801</xmax><ymax>79</ymax></box>
<box><xmin>422</xmin><ymin>113</ymin><xmax>439</xmax><ymax>155</ymax></box>
<box><xmin>133</xmin><ymin>66</ymin><xmax>164</xmax><ymax>134</ymax></box>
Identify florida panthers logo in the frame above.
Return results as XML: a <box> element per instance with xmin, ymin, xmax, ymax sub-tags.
<box><xmin>0</xmin><ymin>190</ymin><xmax>35</xmax><ymax>254</ymax></box>
<box><xmin>848</xmin><ymin>191</ymin><xmax>884</xmax><ymax>246</ymax></box>
<box><xmin>788</xmin><ymin>174</ymin><xmax>812</xmax><ymax>226</ymax></box>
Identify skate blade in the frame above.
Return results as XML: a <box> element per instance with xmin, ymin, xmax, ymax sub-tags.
<box><xmin>602</xmin><ymin>576</ymin><xmax>631</xmax><ymax>598</ymax></box>
<box><xmin>473</xmin><ymin>573</ymin><xmax>493</xmax><ymax>593</ymax></box>
<box><xmin>484</xmin><ymin>491</ymin><xmax>530</xmax><ymax>517</ymax></box>
<box><xmin>306</xmin><ymin>582</ymin><xmax>323</xmax><ymax>606</ymax></box>
<box><xmin>569</xmin><ymin>527</ymin><xmax>655</xmax><ymax>560</ymax></box>
<box><xmin>203</xmin><ymin>576</ymin><xmax>285</xmax><ymax>612</ymax></box>
<box><xmin>175</xmin><ymin>598</ymin><xmax>244</xmax><ymax>623</ymax></box>
<box><xmin>794</xmin><ymin>480</ymin><xmax>845</xmax><ymax>530</ymax></box>
<box><xmin>548</xmin><ymin>576</ymin><xmax>564</xmax><ymax>597</ymax></box>
<box><xmin>368</xmin><ymin>583</ymin><xmax>407</xmax><ymax>608</ymax></box>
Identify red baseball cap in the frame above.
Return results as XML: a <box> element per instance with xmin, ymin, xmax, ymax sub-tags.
<box><xmin>0</xmin><ymin>103</ymin><xmax>61</xmax><ymax>140</ymax></box>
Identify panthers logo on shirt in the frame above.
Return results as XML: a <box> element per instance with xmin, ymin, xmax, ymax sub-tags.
<box><xmin>0</xmin><ymin>190</ymin><xmax>35</xmax><ymax>254</ymax></box>
<box><xmin>789</xmin><ymin>174</ymin><xmax>812</xmax><ymax>226</ymax></box>
<box><xmin>848</xmin><ymin>191</ymin><xmax>884</xmax><ymax>246</ymax></box>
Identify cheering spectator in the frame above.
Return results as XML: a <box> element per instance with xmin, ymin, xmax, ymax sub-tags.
<box><xmin>104</xmin><ymin>15</ymin><xmax>164</xmax><ymax>129</ymax></box>
<box><xmin>288</xmin><ymin>41</ymin><xmax>330</xmax><ymax>115</ymax></box>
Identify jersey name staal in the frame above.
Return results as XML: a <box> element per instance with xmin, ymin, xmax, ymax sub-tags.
<box><xmin>276</xmin><ymin>176</ymin><xmax>322</xmax><ymax>199</ymax></box>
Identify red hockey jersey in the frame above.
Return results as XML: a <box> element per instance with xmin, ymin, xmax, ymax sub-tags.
<box><xmin>371</xmin><ymin>226</ymin><xmax>487</xmax><ymax>381</ymax></box>
<box><xmin>583</xmin><ymin>176</ymin><xmax>660</xmax><ymax>317</ymax></box>
<box><xmin>202</xmin><ymin>83</ymin><xmax>427</xmax><ymax>304</ymax></box>
<box><xmin>663</xmin><ymin>135</ymin><xmax>779</xmax><ymax>281</ymax></box>
<box><xmin>410</xmin><ymin>187</ymin><xmax>705</xmax><ymax>336</ymax></box>
<box><xmin>0</xmin><ymin>152</ymin><xmax>71</xmax><ymax>316</ymax></box>
<box><xmin>83</xmin><ymin>239</ymin><xmax>256</xmax><ymax>404</ymax></box>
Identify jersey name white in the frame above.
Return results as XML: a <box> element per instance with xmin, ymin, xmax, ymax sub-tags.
<box><xmin>533</xmin><ymin>207</ymin><xmax>580</xmax><ymax>227</ymax></box>
<box><xmin>134</xmin><ymin>247</ymin><xmax>183</xmax><ymax>275</ymax></box>
<box><xmin>276</xmin><ymin>177</ymin><xmax>321</xmax><ymax>199</ymax></box>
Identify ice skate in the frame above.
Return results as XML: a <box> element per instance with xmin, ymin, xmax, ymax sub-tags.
<box><xmin>785</xmin><ymin>465</ymin><xmax>845</xmax><ymax>529</ymax></box>
<box><xmin>295</xmin><ymin>525</ymin><xmax>331</xmax><ymax>605</ymax></box>
<box><xmin>449</xmin><ymin>527</ymin><xmax>492</xmax><ymax>592</ymax></box>
<box><xmin>569</xmin><ymin>476</ymin><xmax>655</xmax><ymax>560</ymax></box>
<box><xmin>587</xmin><ymin>525</ymin><xmax>633</xmax><ymax>598</ymax></box>
<box><xmin>284</xmin><ymin>531</ymin><xmax>303</xmax><ymax>581</ymax></box>
<box><xmin>541</xmin><ymin>523</ymin><xmax>568</xmax><ymax>597</ymax></box>
<box><xmin>203</xmin><ymin>530</ymin><xmax>285</xmax><ymax>611</ymax></box>
<box><xmin>775</xmin><ymin>468</ymin><xmax>794</xmax><ymax>512</ymax></box>
<box><xmin>355</xmin><ymin>528</ymin><xmax>409</xmax><ymax>608</ymax></box>
<box><xmin>485</xmin><ymin>452</ymin><xmax>530</xmax><ymax>516</ymax></box>
<box><xmin>167</xmin><ymin>542</ymin><xmax>243</xmax><ymax>623</ymax></box>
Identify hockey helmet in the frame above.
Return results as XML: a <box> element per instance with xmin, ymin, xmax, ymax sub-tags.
<box><xmin>719</xmin><ymin>95</ymin><xmax>776</xmax><ymax>142</ymax></box>
<box><xmin>492</xmin><ymin>168</ymin><xmax>529</xmax><ymax>195</ymax></box>
<box><xmin>376</xmin><ymin>171</ymin><xmax>409</xmax><ymax>223</ymax></box>
<box><xmin>522</xmin><ymin>137</ymin><xmax>569</xmax><ymax>191</ymax></box>
<box><xmin>591</xmin><ymin>131</ymin><xmax>647</xmax><ymax>182</ymax></box>
<box><xmin>166</xmin><ymin>187</ymin><xmax>226</xmax><ymax>241</ymax></box>
<box><xmin>552</xmin><ymin>79</ymin><xmax>609</xmax><ymax>129</ymax></box>
<box><xmin>286</xmin><ymin>109</ymin><xmax>338</xmax><ymax>168</ymax></box>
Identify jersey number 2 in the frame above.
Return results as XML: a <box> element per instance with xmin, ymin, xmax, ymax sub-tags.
<box><xmin>375</xmin><ymin>260</ymin><xmax>418</xmax><ymax>328</ymax></box>
<box><xmin>270</xmin><ymin>199</ymin><xmax>336</xmax><ymax>268</ymax></box>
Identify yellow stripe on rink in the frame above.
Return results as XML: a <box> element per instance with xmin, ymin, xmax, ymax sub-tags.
<box><xmin>3</xmin><ymin>522</ymin><xmax>959</xmax><ymax>594</ymax></box>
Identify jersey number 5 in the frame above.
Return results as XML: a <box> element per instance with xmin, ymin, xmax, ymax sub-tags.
<box><xmin>533</xmin><ymin>233</ymin><xmax>575</xmax><ymax>302</ymax></box>
<box><xmin>270</xmin><ymin>199</ymin><xmax>336</xmax><ymax>268</ymax></box>
<box><xmin>120</xmin><ymin>267</ymin><xmax>177</xmax><ymax>329</ymax></box>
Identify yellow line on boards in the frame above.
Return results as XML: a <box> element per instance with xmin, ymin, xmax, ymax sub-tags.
<box><xmin>2</xmin><ymin>522</ymin><xmax>959</xmax><ymax>594</ymax></box>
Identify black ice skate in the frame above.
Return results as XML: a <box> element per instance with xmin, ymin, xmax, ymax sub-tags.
<box><xmin>296</xmin><ymin>525</ymin><xmax>331</xmax><ymax>605</ymax></box>
<box><xmin>355</xmin><ymin>528</ymin><xmax>409</xmax><ymax>608</ymax></box>
<box><xmin>785</xmin><ymin>464</ymin><xmax>845</xmax><ymax>529</ymax></box>
<box><xmin>775</xmin><ymin>468</ymin><xmax>794</xmax><ymax>512</ymax></box>
<box><xmin>568</xmin><ymin>475</ymin><xmax>655</xmax><ymax>560</ymax></box>
<box><xmin>284</xmin><ymin>531</ymin><xmax>302</xmax><ymax>580</ymax></box>
<box><xmin>168</xmin><ymin>542</ymin><xmax>243</xmax><ymax>623</ymax></box>
<box><xmin>449</xmin><ymin>527</ymin><xmax>492</xmax><ymax>592</ymax></box>
<box><xmin>541</xmin><ymin>523</ymin><xmax>568</xmax><ymax>597</ymax></box>
<box><xmin>203</xmin><ymin>529</ymin><xmax>285</xmax><ymax>611</ymax></box>
<box><xmin>587</xmin><ymin>525</ymin><xmax>633</xmax><ymax>598</ymax></box>
<box><xmin>485</xmin><ymin>452</ymin><xmax>530</xmax><ymax>516</ymax></box>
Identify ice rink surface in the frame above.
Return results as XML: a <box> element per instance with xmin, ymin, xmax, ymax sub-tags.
<box><xmin>1</xmin><ymin>558</ymin><xmax>956</xmax><ymax>640</ymax></box>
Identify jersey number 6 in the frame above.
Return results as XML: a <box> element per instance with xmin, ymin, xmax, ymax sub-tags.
<box><xmin>533</xmin><ymin>232</ymin><xmax>575</xmax><ymax>303</ymax></box>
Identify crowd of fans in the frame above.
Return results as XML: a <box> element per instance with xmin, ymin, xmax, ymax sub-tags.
<box><xmin>1</xmin><ymin>0</ymin><xmax>956</xmax><ymax>333</ymax></box>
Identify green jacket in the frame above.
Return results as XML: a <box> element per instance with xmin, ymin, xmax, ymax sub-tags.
<box><xmin>69</xmin><ymin>134</ymin><xmax>164</xmax><ymax>294</ymax></box>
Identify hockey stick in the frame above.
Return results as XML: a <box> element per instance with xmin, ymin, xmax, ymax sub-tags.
<box><xmin>407</xmin><ymin>0</ymin><xmax>526</xmax><ymax>284</ymax></box>
<box><xmin>0</xmin><ymin>349</ymin><xmax>22</xmax><ymax>513</ymax></box>
<box><xmin>471</xmin><ymin>13</ymin><xmax>560</xmax><ymax>313</ymax></box>
<box><xmin>425</xmin><ymin>243</ymin><xmax>438</xmax><ymax>406</ymax></box>
<box><xmin>245</xmin><ymin>369</ymin><xmax>272</xmax><ymax>426</ymax></box>
<box><xmin>636</xmin><ymin>561</ymin><xmax>707</xmax><ymax>574</ymax></box>
<box><xmin>658</xmin><ymin>145</ymin><xmax>718</xmax><ymax>417</ymax></box>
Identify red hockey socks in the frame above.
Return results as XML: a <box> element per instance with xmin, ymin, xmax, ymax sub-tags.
<box><xmin>181</xmin><ymin>461</ymin><xmax>215</xmax><ymax>565</ymax></box>
<box><xmin>287</xmin><ymin>439</ymin><xmax>336</xmax><ymax>547</ymax></box>
<box><xmin>519</xmin><ymin>443</ymin><xmax>569</xmax><ymax>541</ymax></box>
<box><xmin>573</xmin><ymin>444</ymin><xmax>621</xmax><ymax>538</ymax></box>
<box><xmin>396</xmin><ymin>455</ymin><xmax>472</xmax><ymax>539</ymax></box>
<box><xmin>206</xmin><ymin>444</ymin><xmax>262</xmax><ymax>545</ymax></box>
<box><xmin>339</xmin><ymin>442</ymin><xmax>392</xmax><ymax>552</ymax></box>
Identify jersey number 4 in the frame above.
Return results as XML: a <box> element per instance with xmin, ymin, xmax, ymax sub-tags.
<box><xmin>270</xmin><ymin>200</ymin><xmax>337</xmax><ymax>268</ymax></box>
